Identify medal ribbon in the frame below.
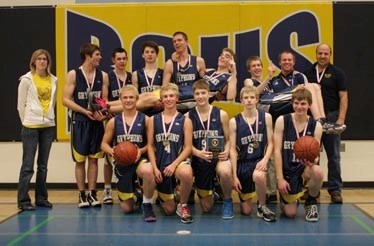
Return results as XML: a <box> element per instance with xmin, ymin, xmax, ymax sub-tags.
<box><xmin>162</xmin><ymin>112</ymin><xmax>178</xmax><ymax>142</ymax></box>
<box><xmin>315</xmin><ymin>65</ymin><xmax>326</xmax><ymax>84</ymax></box>
<box><xmin>292</xmin><ymin>114</ymin><xmax>309</xmax><ymax>139</ymax></box>
<box><xmin>280</xmin><ymin>71</ymin><xmax>296</xmax><ymax>87</ymax></box>
<box><xmin>144</xmin><ymin>68</ymin><xmax>156</xmax><ymax>88</ymax></box>
<box><xmin>177</xmin><ymin>55</ymin><xmax>191</xmax><ymax>72</ymax></box>
<box><xmin>114</xmin><ymin>70</ymin><xmax>127</xmax><ymax>89</ymax></box>
<box><xmin>80</xmin><ymin>66</ymin><xmax>96</xmax><ymax>91</ymax></box>
<box><xmin>244</xmin><ymin>111</ymin><xmax>259</xmax><ymax>142</ymax></box>
<box><xmin>195</xmin><ymin>105</ymin><xmax>212</xmax><ymax>138</ymax></box>
<box><xmin>122</xmin><ymin>112</ymin><xmax>138</xmax><ymax>140</ymax></box>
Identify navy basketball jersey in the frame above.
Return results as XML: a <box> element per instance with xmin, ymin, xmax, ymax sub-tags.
<box><xmin>171</xmin><ymin>55</ymin><xmax>199</xmax><ymax>101</ymax></box>
<box><xmin>189</xmin><ymin>106</ymin><xmax>223</xmax><ymax>151</ymax></box>
<box><xmin>282</xmin><ymin>114</ymin><xmax>317</xmax><ymax>173</ymax></box>
<box><xmin>136</xmin><ymin>68</ymin><xmax>163</xmax><ymax>94</ymax></box>
<box><xmin>108</xmin><ymin>70</ymin><xmax>132</xmax><ymax>101</ymax></box>
<box><xmin>153</xmin><ymin>112</ymin><xmax>185</xmax><ymax>170</ymax></box>
<box><xmin>234</xmin><ymin>111</ymin><xmax>268</xmax><ymax>161</ymax></box>
<box><xmin>73</xmin><ymin>67</ymin><xmax>104</xmax><ymax>121</ymax></box>
<box><xmin>203</xmin><ymin>69</ymin><xmax>231</xmax><ymax>94</ymax></box>
<box><xmin>269</xmin><ymin>71</ymin><xmax>307</xmax><ymax>93</ymax></box>
<box><xmin>114</xmin><ymin>112</ymin><xmax>147</xmax><ymax>150</ymax></box>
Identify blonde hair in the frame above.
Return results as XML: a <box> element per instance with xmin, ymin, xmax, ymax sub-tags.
<box><xmin>120</xmin><ymin>85</ymin><xmax>139</xmax><ymax>98</ymax></box>
<box><xmin>160</xmin><ymin>83</ymin><xmax>179</xmax><ymax>98</ymax></box>
<box><xmin>29</xmin><ymin>49</ymin><xmax>52</xmax><ymax>75</ymax></box>
<box><xmin>240</xmin><ymin>85</ymin><xmax>259</xmax><ymax>99</ymax></box>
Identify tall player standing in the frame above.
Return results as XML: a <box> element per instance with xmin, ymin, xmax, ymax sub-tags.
<box><xmin>62</xmin><ymin>43</ymin><xmax>108</xmax><ymax>208</ymax></box>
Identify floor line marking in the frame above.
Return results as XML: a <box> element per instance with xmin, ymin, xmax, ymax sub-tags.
<box><xmin>6</xmin><ymin>216</ymin><xmax>54</xmax><ymax>246</ymax></box>
<box><xmin>350</xmin><ymin>215</ymin><xmax>374</xmax><ymax>235</ymax></box>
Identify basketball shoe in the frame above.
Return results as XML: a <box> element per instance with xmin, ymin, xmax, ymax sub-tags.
<box><xmin>87</xmin><ymin>190</ymin><xmax>101</xmax><ymax>207</ymax></box>
<box><xmin>176</xmin><ymin>203</ymin><xmax>193</xmax><ymax>224</ymax></box>
<box><xmin>78</xmin><ymin>191</ymin><xmax>90</xmax><ymax>208</ymax></box>
<box><xmin>103</xmin><ymin>188</ymin><xmax>113</xmax><ymax>205</ymax></box>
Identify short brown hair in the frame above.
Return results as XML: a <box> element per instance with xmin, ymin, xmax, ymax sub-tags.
<box><xmin>192</xmin><ymin>79</ymin><xmax>209</xmax><ymax>92</ymax></box>
<box><xmin>292</xmin><ymin>87</ymin><xmax>312</xmax><ymax>105</ymax></box>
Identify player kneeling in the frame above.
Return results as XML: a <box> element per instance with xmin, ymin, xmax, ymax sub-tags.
<box><xmin>229</xmin><ymin>86</ymin><xmax>276</xmax><ymax>222</ymax></box>
<box><xmin>188</xmin><ymin>80</ymin><xmax>234</xmax><ymax>220</ymax></box>
<box><xmin>101</xmin><ymin>85</ymin><xmax>156</xmax><ymax>222</ymax></box>
<box><xmin>273</xmin><ymin>87</ymin><xmax>323</xmax><ymax>222</ymax></box>
<box><xmin>147</xmin><ymin>84</ymin><xmax>194</xmax><ymax>224</ymax></box>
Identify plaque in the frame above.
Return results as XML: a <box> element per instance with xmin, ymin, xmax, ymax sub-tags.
<box><xmin>207</xmin><ymin>136</ymin><xmax>224</xmax><ymax>158</ymax></box>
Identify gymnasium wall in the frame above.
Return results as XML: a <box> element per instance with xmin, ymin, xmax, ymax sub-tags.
<box><xmin>0</xmin><ymin>1</ymin><xmax>373</xmax><ymax>184</ymax></box>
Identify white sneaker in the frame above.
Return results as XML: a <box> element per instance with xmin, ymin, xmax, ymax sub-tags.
<box><xmin>103</xmin><ymin>188</ymin><xmax>113</xmax><ymax>205</ymax></box>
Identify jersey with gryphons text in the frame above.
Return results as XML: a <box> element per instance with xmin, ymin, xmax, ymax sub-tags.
<box><xmin>136</xmin><ymin>68</ymin><xmax>163</xmax><ymax>94</ymax></box>
<box><xmin>281</xmin><ymin>113</ymin><xmax>317</xmax><ymax>173</ymax></box>
<box><xmin>234</xmin><ymin>110</ymin><xmax>268</xmax><ymax>161</ymax></box>
<box><xmin>73</xmin><ymin>67</ymin><xmax>104</xmax><ymax>121</ymax></box>
<box><xmin>172</xmin><ymin>55</ymin><xmax>199</xmax><ymax>101</ymax></box>
<box><xmin>153</xmin><ymin>112</ymin><xmax>185</xmax><ymax>170</ymax></box>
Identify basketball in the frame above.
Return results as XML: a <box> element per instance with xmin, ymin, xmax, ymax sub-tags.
<box><xmin>113</xmin><ymin>141</ymin><xmax>138</xmax><ymax>166</ymax></box>
<box><xmin>293</xmin><ymin>136</ymin><xmax>320</xmax><ymax>163</ymax></box>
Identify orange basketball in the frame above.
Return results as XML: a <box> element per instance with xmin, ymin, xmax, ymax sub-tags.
<box><xmin>113</xmin><ymin>141</ymin><xmax>138</xmax><ymax>166</ymax></box>
<box><xmin>293</xmin><ymin>136</ymin><xmax>320</xmax><ymax>163</ymax></box>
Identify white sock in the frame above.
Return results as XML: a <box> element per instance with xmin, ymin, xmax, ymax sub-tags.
<box><xmin>143</xmin><ymin>196</ymin><xmax>152</xmax><ymax>204</ymax></box>
<box><xmin>104</xmin><ymin>184</ymin><xmax>111</xmax><ymax>190</ymax></box>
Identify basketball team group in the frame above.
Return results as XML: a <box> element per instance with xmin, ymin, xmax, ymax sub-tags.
<box><xmin>17</xmin><ymin>31</ymin><xmax>348</xmax><ymax>224</ymax></box>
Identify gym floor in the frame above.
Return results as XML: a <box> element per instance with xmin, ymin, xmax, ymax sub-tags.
<box><xmin>0</xmin><ymin>189</ymin><xmax>373</xmax><ymax>245</ymax></box>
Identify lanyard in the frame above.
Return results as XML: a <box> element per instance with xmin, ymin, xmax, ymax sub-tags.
<box><xmin>114</xmin><ymin>70</ymin><xmax>127</xmax><ymax>89</ymax></box>
<box><xmin>162</xmin><ymin>112</ymin><xmax>178</xmax><ymax>144</ymax></box>
<box><xmin>177</xmin><ymin>55</ymin><xmax>191</xmax><ymax>72</ymax></box>
<box><xmin>315</xmin><ymin>65</ymin><xmax>326</xmax><ymax>84</ymax></box>
<box><xmin>122</xmin><ymin>112</ymin><xmax>138</xmax><ymax>140</ymax></box>
<box><xmin>280</xmin><ymin>71</ymin><xmax>295</xmax><ymax>87</ymax></box>
<box><xmin>244</xmin><ymin>111</ymin><xmax>259</xmax><ymax>141</ymax></box>
<box><xmin>144</xmin><ymin>68</ymin><xmax>156</xmax><ymax>88</ymax></box>
<box><xmin>80</xmin><ymin>66</ymin><xmax>95</xmax><ymax>91</ymax></box>
<box><xmin>195</xmin><ymin>106</ymin><xmax>212</xmax><ymax>138</ymax></box>
<box><xmin>292</xmin><ymin>114</ymin><xmax>308</xmax><ymax>139</ymax></box>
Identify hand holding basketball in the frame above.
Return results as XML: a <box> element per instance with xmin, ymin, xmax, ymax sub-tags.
<box><xmin>113</xmin><ymin>141</ymin><xmax>138</xmax><ymax>166</ymax></box>
<box><xmin>293</xmin><ymin>136</ymin><xmax>320</xmax><ymax>164</ymax></box>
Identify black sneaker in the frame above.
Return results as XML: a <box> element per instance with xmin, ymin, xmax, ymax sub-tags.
<box><xmin>87</xmin><ymin>190</ymin><xmax>101</xmax><ymax>207</ymax></box>
<box><xmin>142</xmin><ymin>203</ymin><xmax>156</xmax><ymax>222</ymax></box>
<box><xmin>257</xmin><ymin>205</ymin><xmax>276</xmax><ymax>222</ymax></box>
<box><xmin>305</xmin><ymin>204</ymin><xmax>319</xmax><ymax>222</ymax></box>
<box><xmin>78</xmin><ymin>191</ymin><xmax>90</xmax><ymax>208</ymax></box>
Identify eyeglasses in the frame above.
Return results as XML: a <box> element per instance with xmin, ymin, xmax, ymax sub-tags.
<box><xmin>36</xmin><ymin>57</ymin><xmax>48</xmax><ymax>61</ymax></box>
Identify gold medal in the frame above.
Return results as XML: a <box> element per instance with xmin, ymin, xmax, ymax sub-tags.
<box><xmin>163</xmin><ymin>140</ymin><xmax>170</xmax><ymax>147</ymax></box>
<box><xmin>252</xmin><ymin>141</ymin><xmax>259</xmax><ymax>149</ymax></box>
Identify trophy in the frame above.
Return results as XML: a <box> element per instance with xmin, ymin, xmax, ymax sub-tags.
<box><xmin>207</xmin><ymin>136</ymin><xmax>224</xmax><ymax>158</ymax></box>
